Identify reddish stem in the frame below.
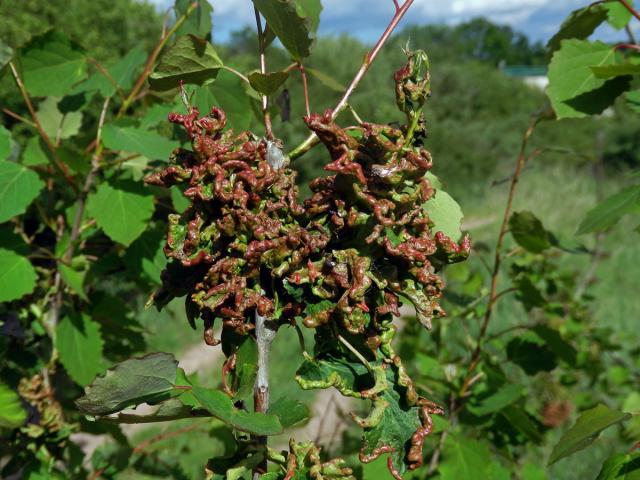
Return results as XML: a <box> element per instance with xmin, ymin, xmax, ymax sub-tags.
<box><xmin>458</xmin><ymin>112</ymin><xmax>544</xmax><ymax>398</ymax></box>
<box><xmin>298</xmin><ymin>62</ymin><xmax>311</xmax><ymax>117</ymax></box>
<box><xmin>9</xmin><ymin>62</ymin><xmax>77</xmax><ymax>190</ymax></box>
<box><xmin>289</xmin><ymin>0</ymin><xmax>415</xmax><ymax>159</ymax></box>
<box><xmin>618</xmin><ymin>0</ymin><xmax>640</xmax><ymax>22</ymax></box>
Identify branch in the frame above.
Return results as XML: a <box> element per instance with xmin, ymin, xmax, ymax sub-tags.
<box><xmin>252</xmin><ymin>142</ymin><xmax>285</xmax><ymax>480</ymax></box>
<box><xmin>254</xmin><ymin>7</ymin><xmax>274</xmax><ymax>140</ymax></box>
<box><xmin>618</xmin><ymin>0</ymin><xmax>640</xmax><ymax>22</ymax></box>
<box><xmin>297</xmin><ymin>62</ymin><xmax>311</xmax><ymax>117</ymax></box>
<box><xmin>9</xmin><ymin>62</ymin><xmax>78</xmax><ymax>190</ymax></box>
<box><xmin>458</xmin><ymin>111</ymin><xmax>545</xmax><ymax>398</ymax></box>
<box><xmin>288</xmin><ymin>0</ymin><xmax>416</xmax><ymax>159</ymax></box>
<box><xmin>117</xmin><ymin>1</ymin><xmax>198</xmax><ymax>116</ymax></box>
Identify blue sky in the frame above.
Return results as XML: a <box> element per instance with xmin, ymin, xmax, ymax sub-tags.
<box><xmin>149</xmin><ymin>0</ymin><xmax>638</xmax><ymax>45</ymax></box>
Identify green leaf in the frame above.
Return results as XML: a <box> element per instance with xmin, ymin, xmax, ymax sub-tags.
<box><xmin>0</xmin><ymin>39</ymin><xmax>13</xmax><ymax>71</ymax></box>
<box><xmin>577</xmin><ymin>185</ymin><xmax>640</xmax><ymax>234</ymax></box>
<box><xmin>592</xmin><ymin>63</ymin><xmax>640</xmax><ymax>78</ymax></box>
<box><xmin>76</xmin><ymin>352</ymin><xmax>182</xmax><ymax>416</ymax></box>
<box><xmin>295</xmin><ymin>0</ymin><xmax>322</xmax><ymax>32</ymax></box>
<box><xmin>627</xmin><ymin>90</ymin><xmax>640</xmax><ymax>113</ymax></box>
<box><xmin>74</xmin><ymin>46</ymin><xmax>146</xmax><ymax>98</ymax></box>
<box><xmin>548</xmin><ymin>404</ymin><xmax>632</xmax><ymax>465</ymax></box>
<box><xmin>253</xmin><ymin>0</ymin><xmax>315</xmax><ymax>60</ymax></box>
<box><xmin>596</xmin><ymin>451</ymin><xmax>640</xmax><ymax>480</ymax></box>
<box><xmin>604</xmin><ymin>1</ymin><xmax>633</xmax><ymax>30</ymax></box>
<box><xmin>547</xmin><ymin>40</ymin><xmax>622</xmax><ymax>119</ymax></box>
<box><xmin>248</xmin><ymin>71</ymin><xmax>289</xmax><ymax>95</ymax></box>
<box><xmin>423</xmin><ymin>188</ymin><xmax>464</xmax><ymax>241</ymax></box>
<box><xmin>59</xmin><ymin>259</ymin><xmax>89</xmax><ymax>301</ymax></box>
<box><xmin>19</xmin><ymin>31</ymin><xmax>87</xmax><ymax>97</ymax></box>
<box><xmin>296</xmin><ymin>356</ymin><xmax>423</xmax><ymax>477</ymax></box>
<box><xmin>37</xmin><ymin>97</ymin><xmax>83</xmax><ymax>140</ymax></box>
<box><xmin>191</xmin><ymin>387</ymin><xmax>283</xmax><ymax>435</ymax></box>
<box><xmin>0</xmin><ymin>383</ymin><xmax>26</xmax><ymax>428</ymax></box>
<box><xmin>532</xmin><ymin>326</ymin><xmax>578</xmax><ymax>366</ymax></box>
<box><xmin>268</xmin><ymin>397</ymin><xmax>309</xmax><ymax>428</ymax></box>
<box><xmin>21</xmin><ymin>137</ymin><xmax>48</xmax><ymax>166</ymax></box>
<box><xmin>191</xmin><ymin>70</ymin><xmax>253</xmax><ymax>131</ymax></box>
<box><xmin>0</xmin><ymin>125</ymin><xmax>11</xmax><ymax>160</ymax></box>
<box><xmin>0</xmin><ymin>161</ymin><xmax>44</xmax><ymax>223</ymax></box>
<box><xmin>101</xmin><ymin>124</ymin><xmax>176</xmax><ymax>160</ymax></box>
<box><xmin>468</xmin><ymin>384</ymin><xmax>524</xmax><ymax>416</ymax></box>
<box><xmin>175</xmin><ymin>0</ymin><xmax>213</xmax><ymax>39</ymax></box>
<box><xmin>149</xmin><ymin>35</ymin><xmax>223</xmax><ymax>91</ymax></box>
<box><xmin>439</xmin><ymin>435</ymin><xmax>493</xmax><ymax>480</ymax></box>
<box><xmin>56</xmin><ymin>314</ymin><xmax>106</xmax><ymax>386</ymax></box>
<box><xmin>306</xmin><ymin>66</ymin><xmax>345</xmax><ymax>92</ymax></box>
<box><xmin>123</xmin><ymin>228</ymin><xmax>166</xmax><ymax>286</ymax></box>
<box><xmin>509</xmin><ymin>211</ymin><xmax>551</xmax><ymax>253</ymax></box>
<box><xmin>0</xmin><ymin>248</ymin><xmax>37</xmax><ymax>303</ymax></box>
<box><xmin>87</xmin><ymin>180</ymin><xmax>155</xmax><ymax>246</ymax></box>
<box><xmin>233</xmin><ymin>336</ymin><xmax>258</xmax><ymax>402</ymax></box>
<box><xmin>547</xmin><ymin>5</ymin><xmax>608</xmax><ymax>54</ymax></box>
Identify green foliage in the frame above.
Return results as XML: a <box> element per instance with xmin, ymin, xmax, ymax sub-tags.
<box><xmin>86</xmin><ymin>181</ymin><xmax>154</xmax><ymax>246</ymax></box>
<box><xmin>17</xmin><ymin>31</ymin><xmax>87</xmax><ymax>97</ymax></box>
<box><xmin>1</xmin><ymin>0</ymin><xmax>639</xmax><ymax>478</ymax></box>
<box><xmin>0</xmin><ymin>382</ymin><xmax>26</xmax><ymax>428</ymax></box>
<box><xmin>577</xmin><ymin>185</ymin><xmax>640</xmax><ymax>234</ymax></box>
<box><xmin>253</xmin><ymin>0</ymin><xmax>317</xmax><ymax>60</ymax></box>
<box><xmin>0</xmin><ymin>161</ymin><xmax>44</xmax><ymax>222</ymax></box>
<box><xmin>149</xmin><ymin>34</ymin><xmax>223</xmax><ymax>91</ymax></box>
<box><xmin>548</xmin><ymin>404</ymin><xmax>632</xmax><ymax>465</ymax></box>
<box><xmin>56</xmin><ymin>314</ymin><xmax>106</xmax><ymax>386</ymax></box>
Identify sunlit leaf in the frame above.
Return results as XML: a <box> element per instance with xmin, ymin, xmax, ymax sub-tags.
<box><xmin>0</xmin><ymin>383</ymin><xmax>26</xmax><ymax>428</ymax></box>
<box><xmin>149</xmin><ymin>34</ymin><xmax>223</xmax><ymax>91</ymax></box>
<box><xmin>439</xmin><ymin>435</ymin><xmax>493</xmax><ymax>479</ymax></box>
<box><xmin>604</xmin><ymin>0</ymin><xmax>633</xmax><ymax>30</ymax></box>
<box><xmin>547</xmin><ymin>5</ymin><xmax>608</xmax><ymax>54</ymax></box>
<box><xmin>56</xmin><ymin>314</ymin><xmax>106</xmax><ymax>386</ymax></box>
<box><xmin>74</xmin><ymin>46</ymin><xmax>146</xmax><ymax>98</ymax></box>
<box><xmin>0</xmin><ymin>39</ymin><xmax>13</xmax><ymax>71</ymax></box>
<box><xmin>175</xmin><ymin>0</ymin><xmax>213</xmax><ymax>39</ymax></box>
<box><xmin>547</xmin><ymin>40</ymin><xmax>625</xmax><ymax>118</ymax></box>
<box><xmin>253</xmin><ymin>0</ymin><xmax>315</xmax><ymax>60</ymax></box>
<box><xmin>0</xmin><ymin>161</ymin><xmax>44</xmax><ymax>223</ymax></box>
<box><xmin>87</xmin><ymin>180</ymin><xmax>155</xmax><ymax>246</ymax></box>
<box><xmin>423</xmin><ymin>188</ymin><xmax>464</xmax><ymax>241</ymax></box>
<box><xmin>0</xmin><ymin>248</ymin><xmax>37</xmax><ymax>303</ymax></box>
<box><xmin>19</xmin><ymin>31</ymin><xmax>87</xmax><ymax>97</ymax></box>
<box><xmin>101</xmin><ymin>123</ymin><xmax>175</xmax><ymax>160</ymax></box>
<box><xmin>37</xmin><ymin>97</ymin><xmax>83</xmax><ymax>140</ymax></box>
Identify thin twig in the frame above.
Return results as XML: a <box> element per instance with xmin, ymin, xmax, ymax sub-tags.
<box><xmin>132</xmin><ymin>424</ymin><xmax>205</xmax><ymax>454</ymax></box>
<box><xmin>618</xmin><ymin>0</ymin><xmax>640</xmax><ymax>22</ymax></box>
<box><xmin>298</xmin><ymin>62</ymin><xmax>311</xmax><ymax>117</ymax></box>
<box><xmin>253</xmin><ymin>7</ymin><xmax>274</xmax><ymax>140</ymax></box>
<box><xmin>87</xmin><ymin>57</ymin><xmax>126</xmax><ymax>100</ymax></box>
<box><xmin>2</xmin><ymin>108</ymin><xmax>36</xmax><ymax>127</ymax></box>
<box><xmin>625</xmin><ymin>24</ymin><xmax>638</xmax><ymax>44</ymax></box>
<box><xmin>117</xmin><ymin>1</ymin><xmax>198</xmax><ymax>117</ymax></box>
<box><xmin>288</xmin><ymin>0</ymin><xmax>415</xmax><ymax>159</ymax></box>
<box><xmin>338</xmin><ymin>334</ymin><xmax>373</xmax><ymax>373</ymax></box>
<box><xmin>9</xmin><ymin>62</ymin><xmax>77</xmax><ymax>190</ymax></box>
<box><xmin>222</xmin><ymin>65</ymin><xmax>250</xmax><ymax>85</ymax></box>
<box><xmin>458</xmin><ymin>111</ymin><xmax>544</xmax><ymax>398</ymax></box>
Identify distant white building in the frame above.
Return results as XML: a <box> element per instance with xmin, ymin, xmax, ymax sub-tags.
<box><xmin>500</xmin><ymin>65</ymin><xmax>548</xmax><ymax>90</ymax></box>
